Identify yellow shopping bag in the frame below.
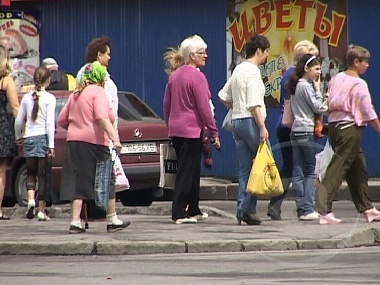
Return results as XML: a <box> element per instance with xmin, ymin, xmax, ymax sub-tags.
<box><xmin>246</xmin><ymin>142</ymin><xmax>284</xmax><ymax>197</ymax></box>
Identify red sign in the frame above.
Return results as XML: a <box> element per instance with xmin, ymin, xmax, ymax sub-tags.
<box><xmin>1</xmin><ymin>0</ymin><xmax>11</xmax><ymax>6</ymax></box>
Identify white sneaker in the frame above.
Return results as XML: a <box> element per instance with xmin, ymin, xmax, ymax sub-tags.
<box><xmin>174</xmin><ymin>217</ymin><xmax>197</xmax><ymax>224</ymax></box>
<box><xmin>192</xmin><ymin>213</ymin><xmax>209</xmax><ymax>221</ymax></box>
<box><xmin>26</xmin><ymin>199</ymin><xmax>35</xmax><ymax>219</ymax></box>
<box><xmin>299</xmin><ymin>211</ymin><xmax>319</xmax><ymax>221</ymax></box>
<box><xmin>37</xmin><ymin>211</ymin><xmax>50</xmax><ymax>221</ymax></box>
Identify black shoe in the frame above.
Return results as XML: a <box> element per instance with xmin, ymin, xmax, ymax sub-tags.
<box><xmin>26</xmin><ymin>206</ymin><xmax>35</xmax><ymax>219</ymax></box>
<box><xmin>267</xmin><ymin>205</ymin><xmax>282</xmax><ymax>220</ymax></box>
<box><xmin>69</xmin><ymin>225</ymin><xmax>86</xmax><ymax>234</ymax></box>
<box><xmin>241</xmin><ymin>212</ymin><xmax>262</xmax><ymax>225</ymax></box>
<box><xmin>107</xmin><ymin>221</ymin><xmax>131</xmax><ymax>233</ymax></box>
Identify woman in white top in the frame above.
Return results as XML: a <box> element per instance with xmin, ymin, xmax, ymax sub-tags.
<box><xmin>75</xmin><ymin>36</ymin><xmax>128</xmax><ymax>231</ymax></box>
<box><xmin>15</xmin><ymin>66</ymin><xmax>56</xmax><ymax>221</ymax></box>
<box><xmin>219</xmin><ymin>34</ymin><xmax>270</xmax><ymax>226</ymax></box>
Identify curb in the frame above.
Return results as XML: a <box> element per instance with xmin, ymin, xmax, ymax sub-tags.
<box><xmin>0</xmin><ymin>206</ymin><xmax>380</xmax><ymax>255</ymax></box>
<box><xmin>1</xmin><ymin>228</ymin><xmax>379</xmax><ymax>256</ymax></box>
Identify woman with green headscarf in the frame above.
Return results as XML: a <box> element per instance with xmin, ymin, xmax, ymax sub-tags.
<box><xmin>58</xmin><ymin>61</ymin><xmax>130</xmax><ymax>234</ymax></box>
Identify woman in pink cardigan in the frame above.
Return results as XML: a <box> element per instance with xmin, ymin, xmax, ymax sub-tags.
<box><xmin>58</xmin><ymin>62</ymin><xmax>130</xmax><ymax>234</ymax></box>
<box><xmin>163</xmin><ymin>34</ymin><xmax>221</xmax><ymax>224</ymax></box>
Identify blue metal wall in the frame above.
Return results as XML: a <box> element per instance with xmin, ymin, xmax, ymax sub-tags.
<box><xmin>346</xmin><ymin>0</ymin><xmax>380</xmax><ymax>177</ymax></box>
<box><xmin>9</xmin><ymin>0</ymin><xmax>380</xmax><ymax>178</ymax></box>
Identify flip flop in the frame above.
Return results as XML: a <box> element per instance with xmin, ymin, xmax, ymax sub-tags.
<box><xmin>0</xmin><ymin>214</ymin><xmax>10</xmax><ymax>220</ymax></box>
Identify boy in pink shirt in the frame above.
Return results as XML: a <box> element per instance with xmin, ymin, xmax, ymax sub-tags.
<box><xmin>316</xmin><ymin>44</ymin><xmax>380</xmax><ymax>224</ymax></box>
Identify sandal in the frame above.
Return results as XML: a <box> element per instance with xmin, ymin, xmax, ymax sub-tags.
<box><xmin>0</xmin><ymin>214</ymin><xmax>10</xmax><ymax>220</ymax></box>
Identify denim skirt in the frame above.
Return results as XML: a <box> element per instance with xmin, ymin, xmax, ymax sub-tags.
<box><xmin>23</xmin><ymin>134</ymin><xmax>48</xmax><ymax>158</ymax></box>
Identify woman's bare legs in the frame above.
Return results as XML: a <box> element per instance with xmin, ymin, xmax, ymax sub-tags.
<box><xmin>69</xmin><ymin>199</ymin><xmax>85</xmax><ymax>233</ymax></box>
<box><xmin>0</xmin><ymin>158</ymin><xmax>9</xmax><ymax>219</ymax></box>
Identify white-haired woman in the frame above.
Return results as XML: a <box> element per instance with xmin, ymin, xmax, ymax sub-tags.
<box><xmin>163</xmin><ymin>35</ymin><xmax>221</xmax><ymax>224</ymax></box>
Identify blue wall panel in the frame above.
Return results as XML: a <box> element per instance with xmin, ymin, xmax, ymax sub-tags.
<box><xmin>347</xmin><ymin>0</ymin><xmax>380</xmax><ymax>177</ymax></box>
<box><xmin>8</xmin><ymin>0</ymin><xmax>380</xmax><ymax>178</ymax></box>
<box><xmin>10</xmin><ymin>0</ymin><xmax>238</xmax><ymax>178</ymax></box>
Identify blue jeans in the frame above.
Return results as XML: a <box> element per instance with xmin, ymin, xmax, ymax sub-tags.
<box><xmin>269</xmin><ymin>127</ymin><xmax>292</xmax><ymax>210</ymax></box>
<box><xmin>232</xmin><ymin>118</ymin><xmax>260</xmax><ymax>215</ymax></box>
<box><xmin>290</xmin><ymin>132</ymin><xmax>317</xmax><ymax>216</ymax></box>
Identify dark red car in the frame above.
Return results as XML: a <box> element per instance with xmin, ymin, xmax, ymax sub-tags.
<box><xmin>4</xmin><ymin>91</ymin><xmax>169</xmax><ymax>207</ymax></box>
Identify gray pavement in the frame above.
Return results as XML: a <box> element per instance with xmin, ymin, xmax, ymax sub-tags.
<box><xmin>1</xmin><ymin>197</ymin><xmax>380</xmax><ymax>256</ymax></box>
<box><xmin>198</xmin><ymin>176</ymin><xmax>380</xmax><ymax>201</ymax></box>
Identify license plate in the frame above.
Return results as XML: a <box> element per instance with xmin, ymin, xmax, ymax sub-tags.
<box><xmin>120</xmin><ymin>142</ymin><xmax>157</xmax><ymax>154</ymax></box>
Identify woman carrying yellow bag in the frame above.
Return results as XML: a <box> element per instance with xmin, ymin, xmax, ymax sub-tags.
<box><xmin>218</xmin><ymin>34</ymin><xmax>270</xmax><ymax>226</ymax></box>
<box><xmin>246</xmin><ymin>142</ymin><xmax>284</xmax><ymax>197</ymax></box>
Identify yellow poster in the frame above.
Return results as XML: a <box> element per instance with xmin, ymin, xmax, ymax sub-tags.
<box><xmin>226</xmin><ymin>0</ymin><xmax>348</xmax><ymax>107</ymax></box>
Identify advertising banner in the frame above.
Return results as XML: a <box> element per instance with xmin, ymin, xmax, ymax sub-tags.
<box><xmin>0</xmin><ymin>10</ymin><xmax>40</xmax><ymax>91</ymax></box>
<box><xmin>226</xmin><ymin>0</ymin><xmax>348</xmax><ymax>107</ymax></box>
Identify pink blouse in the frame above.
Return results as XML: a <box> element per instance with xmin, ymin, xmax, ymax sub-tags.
<box><xmin>328</xmin><ymin>72</ymin><xmax>377</xmax><ymax>126</ymax></box>
<box><xmin>58</xmin><ymin>85</ymin><xmax>115</xmax><ymax>146</ymax></box>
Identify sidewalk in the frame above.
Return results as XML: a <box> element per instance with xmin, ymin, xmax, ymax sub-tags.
<box><xmin>1</xmin><ymin>200</ymin><xmax>380</xmax><ymax>256</ymax></box>
<box><xmin>198</xmin><ymin>177</ymin><xmax>380</xmax><ymax>201</ymax></box>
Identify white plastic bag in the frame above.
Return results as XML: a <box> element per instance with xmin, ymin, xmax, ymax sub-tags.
<box><xmin>113</xmin><ymin>155</ymin><xmax>130</xmax><ymax>192</ymax></box>
<box><xmin>315</xmin><ymin>140</ymin><xmax>334</xmax><ymax>182</ymax></box>
<box><xmin>222</xmin><ymin>109</ymin><xmax>233</xmax><ymax>131</ymax></box>
<box><xmin>158</xmin><ymin>143</ymin><xmax>177</xmax><ymax>189</ymax></box>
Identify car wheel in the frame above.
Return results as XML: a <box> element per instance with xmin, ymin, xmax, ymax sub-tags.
<box><xmin>14</xmin><ymin>164</ymin><xmax>39</xmax><ymax>206</ymax></box>
<box><xmin>117</xmin><ymin>189</ymin><xmax>157</xmax><ymax>206</ymax></box>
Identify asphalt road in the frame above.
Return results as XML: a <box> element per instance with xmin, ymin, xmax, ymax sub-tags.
<box><xmin>1</xmin><ymin>247</ymin><xmax>379</xmax><ymax>285</ymax></box>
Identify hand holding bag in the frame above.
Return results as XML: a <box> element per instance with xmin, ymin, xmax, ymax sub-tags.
<box><xmin>246</xmin><ymin>142</ymin><xmax>284</xmax><ymax>197</ymax></box>
<box><xmin>158</xmin><ymin>143</ymin><xmax>177</xmax><ymax>189</ymax></box>
<box><xmin>222</xmin><ymin>109</ymin><xmax>233</xmax><ymax>132</ymax></box>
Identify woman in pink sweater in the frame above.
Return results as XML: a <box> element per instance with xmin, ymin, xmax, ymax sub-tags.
<box><xmin>58</xmin><ymin>62</ymin><xmax>129</xmax><ymax>234</ymax></box>
<box><xmin>163</xmin><ymin>34</ymin><xmax>221</xmax><ymax>224</ymax></box>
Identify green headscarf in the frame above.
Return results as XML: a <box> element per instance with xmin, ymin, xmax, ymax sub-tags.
<box><xmin>80</xmin><ymin>61</ymin><xmax>107</xmax><ymax>85</ymax></box>
<box><xmin>74</xmin><ymin>61</ymin><xmax>107</xmax><ymax>97</ymax></box>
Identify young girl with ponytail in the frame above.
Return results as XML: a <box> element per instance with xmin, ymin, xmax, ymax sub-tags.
<box><xmin>15</xmin><ymin>66</ymin><xmax>56</xmax><ymax>221</ymax></box>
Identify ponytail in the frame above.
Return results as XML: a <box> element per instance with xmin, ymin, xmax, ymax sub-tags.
<box><xmin>31</xmin><ymin>65</ymin><xmax>51</xmax><ymax>121</ymax></box>
<box><xmin>31</xmin><ymin>91</ymin><xmax>40</xmax><ymax>121</ymax></box>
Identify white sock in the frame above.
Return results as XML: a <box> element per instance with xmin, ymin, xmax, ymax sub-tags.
<box><xmin>28</xmin><ymin>199</ymin><xmax>35</xmax><ymax>208</ymax></box>
<box><xmin>71</xmin><ymin>220</ymin><xmax>82</xmax><ymax>228</ymax></box>
<box><xmin>107</xmin><ymin>213</ymin><xmax>123</xmax><ymax>225</ymax></box>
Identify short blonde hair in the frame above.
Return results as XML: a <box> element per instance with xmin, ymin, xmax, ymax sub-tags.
<box><xmin>163</xmin><ymin>34</ymin><xmax>207</xmax><ymax>75</ymax></box>
<box><xmin>293</xmin><ymin>40</ymin><xmax>319</xmax><ymax>65</ymax></box>
<box><xmin>346</xmin><ymin>44</ymin><xmax>370</xmax><ymax>67</ymax></box>
<box><xmin>0</xmin><ymin>45</ymin><xmax>12</xmax><ymax>78</ymax></box>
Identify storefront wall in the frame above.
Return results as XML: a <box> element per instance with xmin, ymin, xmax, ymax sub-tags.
<box><xmin>7</xmin><ymin>0</ymin><xmax>380</xmax><ymax>177</ymax></box>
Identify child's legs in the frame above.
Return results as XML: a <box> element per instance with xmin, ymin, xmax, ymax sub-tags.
<box><xmin>37</xmin><ymin>158</ymin><xmax>47</xmax><ymax>212</ymax></box>
<box><xmin>26</xmin><ymin>157</ymin><xmax>38</xmax><ymax>201</ymax></box>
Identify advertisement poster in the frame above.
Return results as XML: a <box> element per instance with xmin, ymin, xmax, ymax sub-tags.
<box><xmin>0</xmin><ymin>10</ymin><xmax>40</xmax><ymax>91</ymax></box>
<box><xmin>226</xmin><ymin>0</ymin><xmax>348</xmax><ymax>107</ymax></box>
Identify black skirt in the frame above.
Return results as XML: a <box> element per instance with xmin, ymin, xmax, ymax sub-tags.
<box><xmin>60</xmin><ymin>141</ymin><xmax>115</xmax><ymax>202</ymax></box>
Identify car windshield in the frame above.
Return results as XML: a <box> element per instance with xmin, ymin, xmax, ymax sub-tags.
<box><xmin>117</xmin><ymin>92</ymin><xmax>161</xmax><ymax>122</ymax></box>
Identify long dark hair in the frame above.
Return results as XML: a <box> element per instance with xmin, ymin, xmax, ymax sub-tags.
<box><xmin>31</xmin><ymin>66</ymin><xmax>51</xmax><ymax>121</ymax></box>
<box><xmin>287</xmin><ymin>54</ymin><xmax>320</xmax><ymax>95</ymax></box>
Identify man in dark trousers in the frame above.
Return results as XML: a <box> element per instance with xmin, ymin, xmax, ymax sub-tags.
<box><xmin>42</xmin><ymin>57</ymin><xmax>69</xmax><ymax>90</ymax></box>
